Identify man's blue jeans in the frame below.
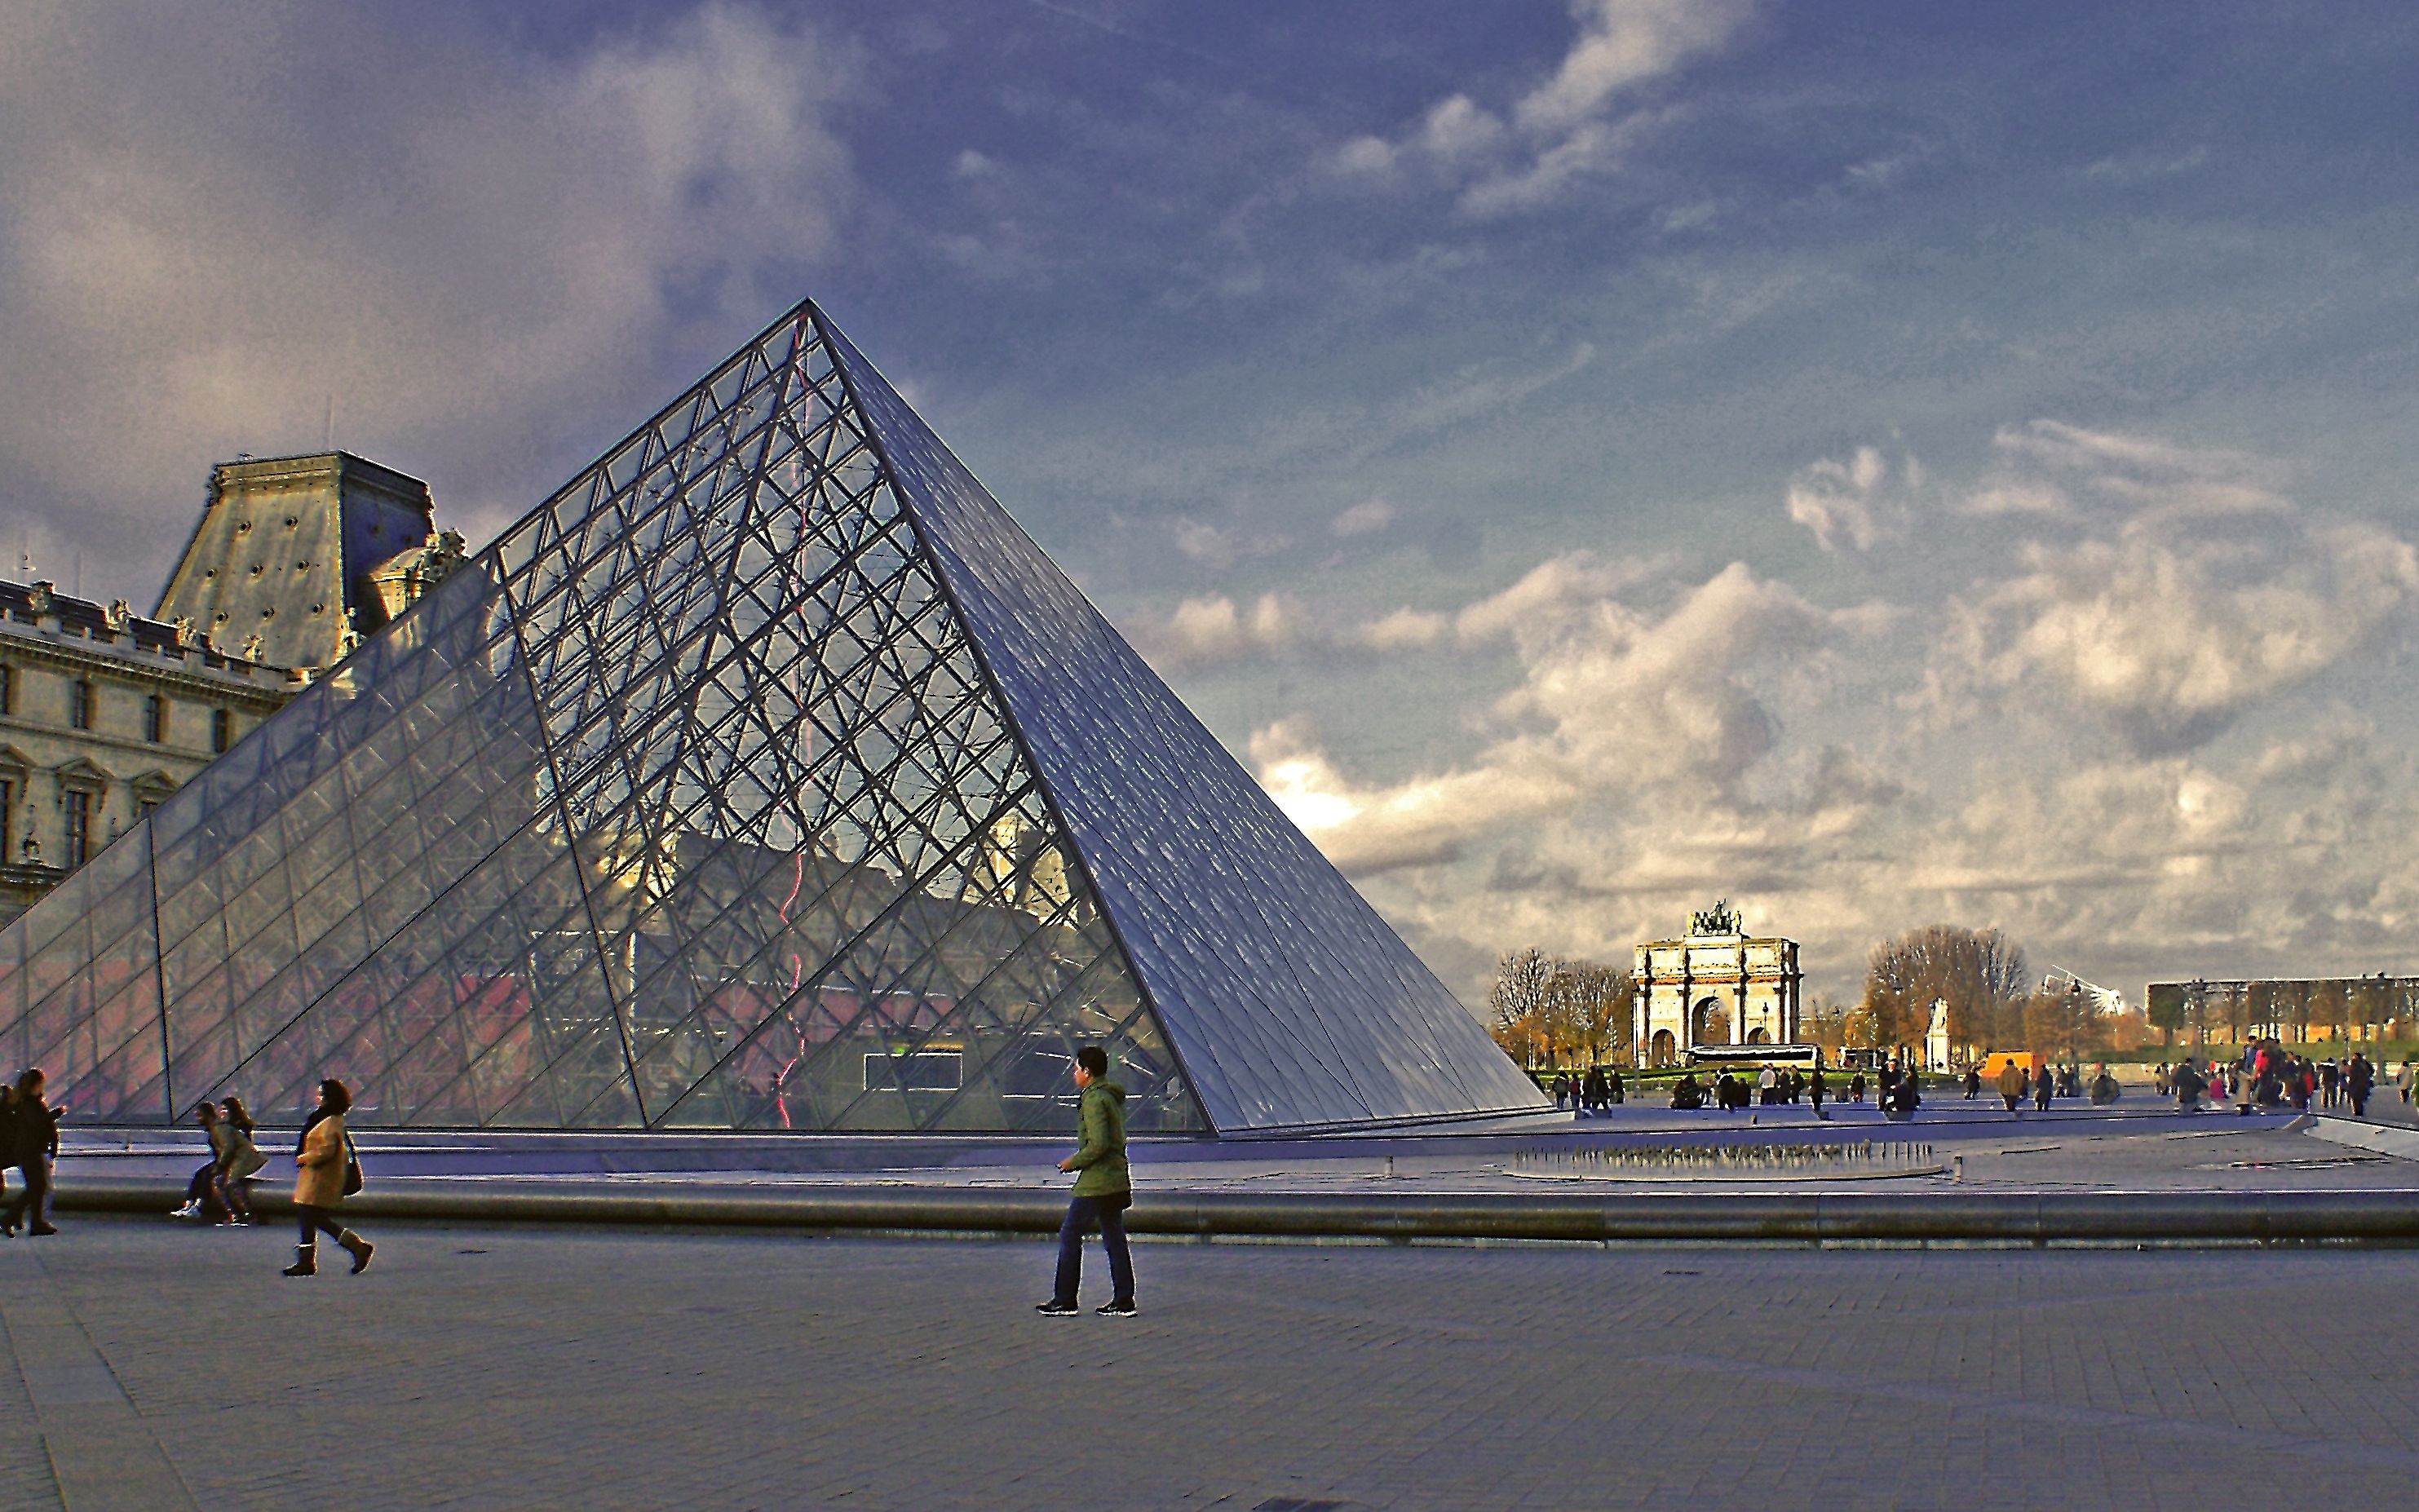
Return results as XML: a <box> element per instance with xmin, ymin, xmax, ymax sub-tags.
<box><xmin>1053</xmin><ymin>1194</ymin><xmax>1134</xmax><ymax>1306</ymax></box>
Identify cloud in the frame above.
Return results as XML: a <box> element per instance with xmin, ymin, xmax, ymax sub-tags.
<box><xmin>1784</xmin><ymin>444</ymin><xmax>1921</xmax><ymax>553</ymax></box>
<box><xmin>1926</xmin><ymin>422</ymin><xmax>2419</xmax><ymax>754</ymax></box>
<box><xmin>1291</xmin><ymin>420</ymin><xmax>2419</xmax><ymax>1005</ymax></box>
<box><xmin>1140</xmin><ymin>591</ymin><xmax>1307</xmax><ymax>669</ymax></box>
<box><xmin>1965</xmin><ymin>517</ymin><xmax>2419</xmax><ymax>753</ymax></box>
<box><xmin>1329</xmin><ymin>498</ymin><xmax>1397</xmax><ymax>538</ymax></box>
<box><xmin>1260</xmin><ymin>557</ymin><xmax>1846</xmax><ymax>872</ymax></box>
<box><xmin>0</xmin><ymin>2</ymin><xmax>859</xmax><ymax>563</ymax></box>
<box><xmin>1358</xmin><ymin>606</ymin><xmax>1451</xmax><ymax>652</ymax></box>
<box><xmin>1514</xmin><ymin>0</ymin><xmax>1757</xmax><ymax>135</ymax></box>
<box><xmin>1323</xmin><ymin>0</ymin><xmax>1756</xmax><ymax>218</ymax></box>
<box><xmin>1990</xmin><ymin>420</ymin><xmax>2289</xmax><ymax>520</ymax></box>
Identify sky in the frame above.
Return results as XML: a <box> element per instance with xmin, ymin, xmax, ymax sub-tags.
<box><xmin>3</xmin><ymin>0</ymin><xmax>2417</xmax><ymax>1010</ymax></box>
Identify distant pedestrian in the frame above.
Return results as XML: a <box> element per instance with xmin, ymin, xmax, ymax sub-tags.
<box><xmin>1</xmin><ymin>1069</ymin><xmax>60</xmax><ymax>1237</ymax></box>
<box><xmin>1608</xmin><ymin>1068</ymin><xmax>1625</xmax><ymax>1106</ymax></box>
<box><xmin>1037</xmin><ymin>1047</ymin><xmax>1135</xmax><ymax>1318</ymax></box>
<box><xmin>1848</xmin><ymin>1072</ymin><xmax>1865</xmax><ymax>1104</ymax></box>
<box><xmin>2347</xmin><ymin>1053</ymin><xmax>2375</xmax><ymax>1118</ymax></box>
<box><xmin>1997</xmin><ymin>1060</ymin><xmax>2025</xmax><ymax>1113</ymax></box>
<box><xmin>284</xmin><ymin>1079</ymin><xmax>372</xmax><ymax>1276</ymax></box>
<box><xmin>2033</xmin><ymin>1067</ymin><xmax>2053</xmax><ymax>1112</ymax></box>
<box><xmin>1963</xmin><ymin>1066</ymin><xmax>1981</xmax><ymax>1100</ymax></box>
<box><xmin>1810</xmin><ymin>1065</ymin><xmax>1829</xmax><ymax>1120</ymax></box>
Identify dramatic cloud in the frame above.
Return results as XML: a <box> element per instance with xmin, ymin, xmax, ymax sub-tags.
<box><xmin>0</xmin><ymin>2</ymin><xmax>858</xmax><ymax>568</ymax></box>
<box><xmin>1259</xmin><ymin>556</ymin><xmax>1846</xmax><ymax>873</ymax></box>
<box><xmin>1947</xmin><ymin>425</ymin><xmax>2419</xmax><ymax>752</ymax></box>
<box><xmin>1966</xmin><ymin>519</ymin><xmax>2419</xmax><ymax>752</ymax></box>
<box><xmin>1270</xmin><ymin>419</ymin><xmax>2419</xmax><ymax>1001</ymax></box>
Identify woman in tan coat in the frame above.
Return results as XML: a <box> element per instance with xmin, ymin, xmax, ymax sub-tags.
<box><xmin>285</xmin><ymin>1078</ymin><xmax>372</xmax><ymax>1276</ymax></box>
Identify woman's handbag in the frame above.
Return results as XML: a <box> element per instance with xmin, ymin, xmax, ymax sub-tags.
<box><xmin>342</xmin><ymin>1131</ymin><xmax>365</xmax><ymax>1196</ymax></box>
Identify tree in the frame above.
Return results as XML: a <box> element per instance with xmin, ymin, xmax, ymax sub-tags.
<box><xmin>2019</xmin><ymin>984</ymin><xmax>2100</xmax><ymax>1058</ymax></box>
<box><xmin>1861</xmin><ymin>925</ymin><xmax>2030</xmax><ymax>1056</ymax></box>
<box><xmin>2145</xmin><ymin>983</ymin><xmax>2185</xmax><ymax>1046</ymax></box>
<box><xmin>1548</xmin><ymin>960</ymin><xmax>1634</xmax><ymax>1068</ymax></box>
<box><xmin>1489</xmin><ymin>948</ymin><xmax>1554</xmax><ymax>1069</ymax></box>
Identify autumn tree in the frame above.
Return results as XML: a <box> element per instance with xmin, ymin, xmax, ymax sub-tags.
<box><xmin>2019</xmin><ymin>984</ymin><xmax>2102</xmax><ymax>1058</ymax></box>
<box><xmin>1860</xmin><ymin>925</ymin><xmax>2030</xmax><ymax>1055</ymax></box>
<box><xmin>1547</xmin><ymin>959</ymin><xmax>1634</xmax><ymax>1068</ymax></box>
<box><xmin>1491</xmin><ymin>950</ymin><xmax>1635</xmax><ymax>1068</ymax></box>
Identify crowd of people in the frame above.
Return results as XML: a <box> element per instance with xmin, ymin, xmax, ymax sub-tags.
<box><xmin>1548</xmin><ymin>1067</ymin><xmax>1626</xmax><ymax>1115</ymax></box>
<box><xmin>1556</xmin><ymin>1046</ymin><xmax>2419</xmax><ymax>1125</ymax></box>
<box><xmin>2151</xmin><ymin>1046</ymin><xmax>2406</xmax><ymax>1116</ymax></box>
<box><xmin>1960</xmin><ymin>1060</ymin><xmax>2123</xmax><ymax>1112</ymax></box>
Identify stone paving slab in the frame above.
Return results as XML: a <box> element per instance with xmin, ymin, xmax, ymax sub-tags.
<box><xmin>2</xmin><ymin>1215</ymin><xmax>2417</xmax><ymax>1510</ymax></box>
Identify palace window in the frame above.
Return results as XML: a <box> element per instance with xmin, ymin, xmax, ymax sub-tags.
<box><xmin>145</xmin><ymin>694</ymin><xmax>168</xmax><ymax>744</ymax></box>
<box><xmin>0</xmin><ymin>780</ymin><xmax>11</xmax><ymax>862</ymax></box>
<box><xmin>0</xmin><ymin>664</ymin><xmax>13</xmax><ymax>716</ymax></box>
<box><xmin>70</xmin><ymin>679</ymin><xmax>94</xmax><ymax>730</ymax></box>
<box><xmin>63</xmin><ymin>789</ymin><xmax>91</xmax><ymax>869</ymax></box>
<box><xmin>211</xmin><ymin>708</ymin><xmax>232</xmax><ymax>753</ymax></box>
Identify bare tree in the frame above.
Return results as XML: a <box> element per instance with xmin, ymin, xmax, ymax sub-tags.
<box><xmin>1860</xmin><ymin>925</ymin><xmax>2030</xmax><ymax>1056</ymax></box>
<box><xmin>1489</xmin><ymin>948</ymin><xmax>1555</xmax><ymax>1069</ymax></box>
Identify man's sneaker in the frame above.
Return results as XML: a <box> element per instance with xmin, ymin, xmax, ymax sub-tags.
<box><xmin>170</xmin><ymin>1202</ymin><xmax>201</xmax><ymax>1220</ymax></box>
<box><xmin>1095</xmin><ymin>1300</ymin><xmax>1138</xmax><ymax>1317</ymax></box>
<box><xmin>1034</xmin><ymin>1300</ymin><xmax>1080</xmax><ymax>1316</ymax></box>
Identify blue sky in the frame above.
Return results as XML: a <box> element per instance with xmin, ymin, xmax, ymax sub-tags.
<box><xmin>4</xmin><ymin>1</ymin><xmax>2417</xmax><ymax>1006</ymax></box>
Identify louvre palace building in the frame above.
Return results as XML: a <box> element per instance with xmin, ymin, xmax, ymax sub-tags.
<box><xmin>0</xmin><ymin>453</ymin><xmax>462</xmax><ymax>926</ymax></box>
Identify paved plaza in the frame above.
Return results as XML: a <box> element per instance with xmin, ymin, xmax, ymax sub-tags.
<box><xmin>5</xmin><ymin>1209</ymin><xmax>2418</xmax><ymax>1511</ymax></box>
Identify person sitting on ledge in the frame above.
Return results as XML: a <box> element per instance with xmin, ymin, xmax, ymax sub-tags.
<box><xmin>173</xmin><ymin>1101</ymin><xmax>232</xmax><ymax>1222</ymax></box>
<box><xmin>2089</xmin><ymin>1067</ymin><xmax>2121</xmax><ymax>1105</ymax></box>
<box><xmin>1884</xmin><ymin>1070</ymin><xmax>1921</xmax><ymax>1121</ymax></box>
<box><xmin>1669</xmin><ymin>1073</ymin><xmax>1705</xmax><ymax>1110</ymax></box>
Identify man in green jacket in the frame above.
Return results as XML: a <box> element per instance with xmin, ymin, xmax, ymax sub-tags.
<box><xmin>1037</xmin><ymin>1046</ymin><xmax>1136</xmax><ymax>1317</ymax></box>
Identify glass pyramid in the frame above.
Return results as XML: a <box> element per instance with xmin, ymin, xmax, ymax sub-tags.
<box><xmin>0</xmin><ymin>301</ymin><xmax>1546</xmax><ymax>1136</ymax></box>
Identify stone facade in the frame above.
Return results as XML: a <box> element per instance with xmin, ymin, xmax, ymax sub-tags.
<box><xmin>0</xmin><ymin>452</ymin><xmax>451</xmax><ymax>925</ymax></box>
<box><xmin>0</xmin><ymin>580</ymin><xmax>301</xmax><ymax>923</ymax></box>
<box><xmin>1633</xmin><ymin>900</ymin><xmax>1803</xmax><ymax>1067</ymax></box>
<box><xmin>155</xmin><ymin>452</ymin><xmax>438</xmax><ymax>670</ymax></box>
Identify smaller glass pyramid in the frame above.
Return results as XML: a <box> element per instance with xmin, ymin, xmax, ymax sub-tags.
<box><xmin>0</xmin><ymin>301</ymin><xmax>1546</xmax><ymax>1136</ymax></box>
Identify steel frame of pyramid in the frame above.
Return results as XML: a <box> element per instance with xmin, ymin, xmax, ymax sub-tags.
<box><xmin>0</xmin><ymin>300</ymin><xmax>1546</xmax><ymax>1136</ymax></box>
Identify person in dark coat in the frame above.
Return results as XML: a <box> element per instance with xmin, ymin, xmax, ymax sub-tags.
<box><xmin>2033</xmin><ymin>1066</ymin><xmax>2053</xmax><ymax>1112</ymax></box>
<box><xmin>2</xmin><ymin>1069</ymin><xmax>60</xmax><ymax>1236</ymax></box>
<box><xmin>1037</xmin><ymin>1046</ymin><xmax>1135</xmax><ymax>1317</ymax></box>
<box><xmin>2347</xmin><ymin>1053</ymin><xmax>2376</xmax><ymax>1118</ymax></box>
